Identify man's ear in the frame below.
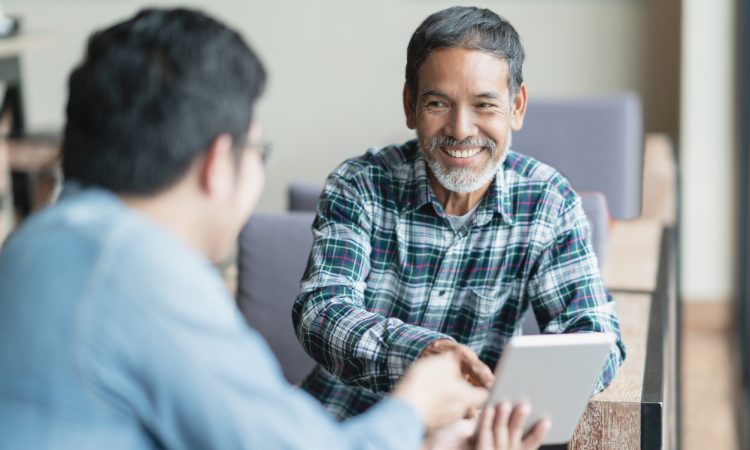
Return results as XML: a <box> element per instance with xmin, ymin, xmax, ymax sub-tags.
<box><xmin>510</xmin><ymin>83</ymin><xmax>528</xmax><ymax>132</ymax></box>
<box><xmin>198</xmin><ymin>133</ymin><xmax>235</xmax><ymax>199</ymax></box>
<box><xmin>403</xmin><ymin>83</ymin><xmax>417</xmax><ymax>130</ymax></box>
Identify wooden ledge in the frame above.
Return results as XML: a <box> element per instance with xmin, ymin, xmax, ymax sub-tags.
<box><xmin>569</xmin><ymin>293</ymin><xmax>651</xmax><ymax>449</ymax></box>
<box><xmin>602</xmin><ymin>219</ymin><xmax>662</xmax><ymax>294</ymax></box>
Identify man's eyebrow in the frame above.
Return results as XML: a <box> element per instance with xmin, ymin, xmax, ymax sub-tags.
<box><xmin>420</xmin><ymin>88</ymin><xmax>449</xmax><ymax>98</ymax></box>
<box><xmin>476</xmin><ymin>91</ymin><xmax>502</xmax><ymax>99</ymax></box>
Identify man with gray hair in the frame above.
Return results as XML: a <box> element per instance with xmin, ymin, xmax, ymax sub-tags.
<box><xmin>293</xmin><ymin>5</ymin><xmax>626</xmax><ymax>421</ymax></box>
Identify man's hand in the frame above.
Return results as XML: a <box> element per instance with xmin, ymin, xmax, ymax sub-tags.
<box><xmin>420</xmin><ymin>339</ymin><xmax>495</xmax><ymax>388</ymax></box>
<box><xmin>475</xmin><ymin>403</ymin><xmax>551</xmax><ymax>450</ymax></box>
<box><xmin>422</xmin><ymin>403</ymin><xmax>551</xmax><ymax>450</ymax></box>
<box><xmin>392</xmin><ymin>353</ymin><xmax>488</xmax><ymax>430</ymax></box>
<box><xmin>422</xmin><ymin>419</ymin><xmax>476</xmax><ymax>450</ymax></box>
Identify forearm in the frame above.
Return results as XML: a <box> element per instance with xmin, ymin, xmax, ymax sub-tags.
<box><xmin>561</xmin><ymin>300</ymin><xmax>626</xmax><ymax>392</ymax></box>
<box><xmin>528</xmin><ymin>199</ymin><xmax>627</xmax><ymax>390</ymax></box>
<box><xmin>540</xmin><ymin>291</ymin><xmax>627</xmax><ymax>391</ymax></box>
<box><xmin>592</xmin><ymin>347</ymin><xmax>624</xmax><ymax>393</ymax></box>
<box><xmin>340</xmin><ymin>398</ymin><xmax>425</xmax><ymax>450</ymax></box>
<box><xmin>293</xmin><ymin>289</ymin><xmax>450</xmax><ymax>391</ymax></box>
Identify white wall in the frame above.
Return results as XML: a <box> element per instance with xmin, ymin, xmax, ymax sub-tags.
<box><xmin>680</xmin><ymin>0</ymin><xmax>736</xmax><ymax>302</ymax></box>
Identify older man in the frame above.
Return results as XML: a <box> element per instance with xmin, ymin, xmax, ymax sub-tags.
<box><xmin>293</xmin><ymin>6</ymin><xmax>627</xmax><ymax>420</ymax></box>
<box><xmin>0</xmin><ymin>8</ymin><xmax>551</xmax><ymax>450</ymax></box>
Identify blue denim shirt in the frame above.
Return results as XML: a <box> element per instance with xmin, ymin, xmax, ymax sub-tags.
<box><xmin>0</xmin><ymin>188</ymin><xmax>423</xmax><ymax>449</ymax></box>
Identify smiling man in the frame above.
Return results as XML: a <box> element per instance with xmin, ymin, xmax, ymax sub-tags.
<box><xmin>293</xmin><ymin>6</ymin><xmax>627</xmax><ymax>420</ymax></box>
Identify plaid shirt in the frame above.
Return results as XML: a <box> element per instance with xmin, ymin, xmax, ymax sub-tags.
<box><xmin>292</xmin><ymin>140</ymin><xmax>626</xmax><ymax>420</ymax></box>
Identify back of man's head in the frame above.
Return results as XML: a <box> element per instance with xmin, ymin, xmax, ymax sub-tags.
<box><xmin>405</xmin><ymin>6</ymin><xmax>524</xmax><ymax>103</ymax></box>
<box><xmin>62</xmin><ymin>8</ymin><xmax>266</xmax><ymax>196</ymax></box>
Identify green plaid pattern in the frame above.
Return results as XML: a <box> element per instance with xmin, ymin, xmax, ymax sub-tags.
<box><xmin>293</xmin><ymin>140</ymin><xmax>626</xmax><ymax>420</ymax></box>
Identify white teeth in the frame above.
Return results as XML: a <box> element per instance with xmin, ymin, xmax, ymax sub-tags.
<box><xmin>444</xmin><ymin>148</ymin><xmax>481</xmax><ymax>158</ymax></box>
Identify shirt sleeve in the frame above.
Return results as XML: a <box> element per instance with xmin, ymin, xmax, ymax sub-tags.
<box><xmin>80</xmin><ymin>275</ymin><xmax>425</xmax><ymax>450</ymax></box>
<box><xmin>292</xmin><ymin>176</ymin><xmax>451</xmax><ymax>392</ymax></box>
<box><xmin>525</xmin><ymin>191</ymin><xmax>627</xmax><ymax>393</ymax></box>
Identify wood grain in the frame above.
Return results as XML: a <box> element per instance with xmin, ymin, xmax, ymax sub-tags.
<box><xmin>568</xmin><ymin>293</ymin><xmax>650</xmax><ymax>449</ymax></box>
<box><xmin>641</xmin><ymin>133</ymin><xmax>677</xmax><ymax>226</ymax></box>
<box><xmin>602</xmin><ymin>220</ymin><xmax>662</xmax><ymax>293</ymax></box>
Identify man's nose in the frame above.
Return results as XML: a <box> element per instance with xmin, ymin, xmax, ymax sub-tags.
<box><xmin>444</xmin><ymin>106</ymin><xmax>478</xmax><ymax>142</ymax></box>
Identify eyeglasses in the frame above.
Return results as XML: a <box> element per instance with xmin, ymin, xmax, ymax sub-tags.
<box><xmin>255</xmin><ymin>140</ymin><xmax>273</xmax><ymax>164</ymax></box>
<box><xmin>244</xmin><ymin>139</ymin><xmax>273</xmax><ymax>164</ymax></box>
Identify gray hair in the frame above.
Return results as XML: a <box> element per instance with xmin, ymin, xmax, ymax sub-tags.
<box><xmin>405</xmin><ymin>6</ymin><xmax>525</xmax><ymax>105</ymax></box>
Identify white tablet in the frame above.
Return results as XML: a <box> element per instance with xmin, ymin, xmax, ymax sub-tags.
<box><xmin>484</xmin><ymin>332</ymin><xmax>616</xmax><ymax>445</ymax></box>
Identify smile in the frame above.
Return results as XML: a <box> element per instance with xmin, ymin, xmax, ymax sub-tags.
<box><xmin>441</xmin><ymin>146</ymin><xmax>483</xmax><ymax>158</ymax></box>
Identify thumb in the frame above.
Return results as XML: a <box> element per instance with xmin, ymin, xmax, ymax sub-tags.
<box><xmin>470</xmin><ymin>361</ymin><xmax>495</xmax><ymax>388</ymax></box>
<box><xmin>459</xmin><ymin>384</ymin><xmax>489</xmax><ymax>411</ymax></box>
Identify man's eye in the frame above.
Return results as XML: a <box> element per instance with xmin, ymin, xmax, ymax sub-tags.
<box><xmin>426</xmin><ymin>100</ymin><xmax>447</xmax><ymax>109</ymax></box>
<box><xmin>477</xmin><ymin>103</ymin><xmax>496</xmax><ymax>109</ymax></box>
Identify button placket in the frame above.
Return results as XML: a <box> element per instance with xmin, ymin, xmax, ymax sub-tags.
<box><xmin>426</xmin><ymin>232</ymin><xmax>464</xmax><ymax>311</ymax></box>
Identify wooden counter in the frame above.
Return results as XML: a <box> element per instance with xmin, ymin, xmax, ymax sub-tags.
<box><xmin>546</xmin><ymin>228</ymin><xmax>679</xmax><ymax>450</ymax></box>
<box><xmin>569</xmin><ymin>293</ymin><xmax>650</xmax><ymax>449</ymax></box>
<box><xmin>602</xmin><ymin>219</ymin><xmax>663</xmax><ymax>294</ymax></box>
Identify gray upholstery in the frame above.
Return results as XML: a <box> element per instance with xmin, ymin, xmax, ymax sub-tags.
<box><xmin>580</xmin><ymin>192</ymin><xmax>610</xmax><ymax>269</ymax></box>
<box><xmin>288</xmin><ymin>181</ymin><xmax>323</xmax><ymax>212</ymax></box>
<box><xmin>237</xmin><ymin>212</ymin><xmax>316</xmax><ymax>384</ymax></box>
<box><xmin>512</xmin><ymin>92</ymin><xmax>643</xmax><ymax>220</ymax></box>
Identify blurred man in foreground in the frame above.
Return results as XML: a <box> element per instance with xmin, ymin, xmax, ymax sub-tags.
<box><xmin>0</xmin><ymin>8</ymin><xmax>548</xmax><ymax>450</ymax></box>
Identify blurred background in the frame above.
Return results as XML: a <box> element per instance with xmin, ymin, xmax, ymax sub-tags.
<box><xmin>0</xmin><ymin>0</ymin><xmax>743</xmax><ymax>448</ymax></box>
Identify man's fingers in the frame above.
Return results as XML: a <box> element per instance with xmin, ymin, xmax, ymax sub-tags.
<box><xmin>475</xmin><ymin>403</ymin><xmax>548</xmax><ymax>450</ymax></box>
<box><xmin>473</xmin><ymin>361</ymin><xmax>495</xmax><ymax>388</ymax></box>
<box><xmin>458</xmin><ymin>349</ymin><xmax>494</xmax><ymax>388</ymax></box>
<box><xmin>507</xmin><ymin>403</ymin><xmax>531</xmax><ymax>445</ymax></box>
<box><xmin>463</xmin><ymin>360</ymin><xmax>494</xmax><ymax>387</ymax></box>
<box><xmin>522</xmin><ymin>419</ymin><xmax>551</xmax><ymax>450</ymax></box>
<box><xmin>423</xmin><ymin>419</ymin><xmax>476</xmax><ymax>450</ymax></box>
<box><xmin>420</xmin><ymin>338</ymin><xmax>457</xmax><ymax>359</ymax></box>
<box><xmin>493</xmin><ymin>403</ymin><xmax>511</xmax><ymax>449</ymax></box>
<box><xmin>474</xmin><ymin>406</ymin><xmax>495</xmax><ymax>449</ymax></box>
<box><xmin>464</xmin><ymin>406</ymin><xmax>482</xmax><ymax>420</ymax></box>
<box><xmin>461</xmin><ymin>385</ymin><xmax>489</xmax><ymax>412</ymax></box>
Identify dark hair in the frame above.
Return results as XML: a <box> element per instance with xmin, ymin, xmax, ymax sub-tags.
<box><xmin>405</xmin><ymin>6</ymin><xmax>524</xmax><ymax>104</ymax></box>
<box><xmin>62</xmin><ymin>8</ymin><xmax>266</xmax><ymax>195</ymax></box>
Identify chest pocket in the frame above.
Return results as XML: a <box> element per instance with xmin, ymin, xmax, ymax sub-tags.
<box><xmin>449</xmin><ymin>286</ymin><xmax>512</xmax><ymax>348</ymax></box>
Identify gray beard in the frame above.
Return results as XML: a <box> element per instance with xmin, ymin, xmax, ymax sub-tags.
<box><xmin>420</xmin><ymin>131</ymin><xmax>512</xmax><ymax>194</ymax></box>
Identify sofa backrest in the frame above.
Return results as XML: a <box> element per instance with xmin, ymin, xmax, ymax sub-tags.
<box><xmin>236</xmin><ymin>212</ymin><xmax>317</xmax><ymax>384</ymax></box>
<box><xmin>512</xmin><ymin>92</ymin><xmax>643</xmax><ymax>220</ymax></box>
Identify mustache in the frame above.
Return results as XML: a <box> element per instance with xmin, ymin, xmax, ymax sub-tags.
<box><xmin>422</xmin><ymin>136</ymin><xmax>498</xmax><ymax>154</ymax></box>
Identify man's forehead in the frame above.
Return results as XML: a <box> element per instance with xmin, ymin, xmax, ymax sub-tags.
<box><xmin>416</xmin><ymin>47</ymin><xmax>510</xmax><ymax>94</ymax></box>
<box><xmin>419</xmin><ymin>88</ymin><xmax>504</xmax><ymax>100</ymax></box>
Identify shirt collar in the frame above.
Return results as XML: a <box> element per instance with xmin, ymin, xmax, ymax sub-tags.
<box><xmin>481</xmin><ymin>166</ymin><xmax>515</xmax><ymax>226</ymax></box>
<box><xmin>411</xmin><ymin>153</ymin><xmax>434</xmax><ymax>211</ymax></box>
